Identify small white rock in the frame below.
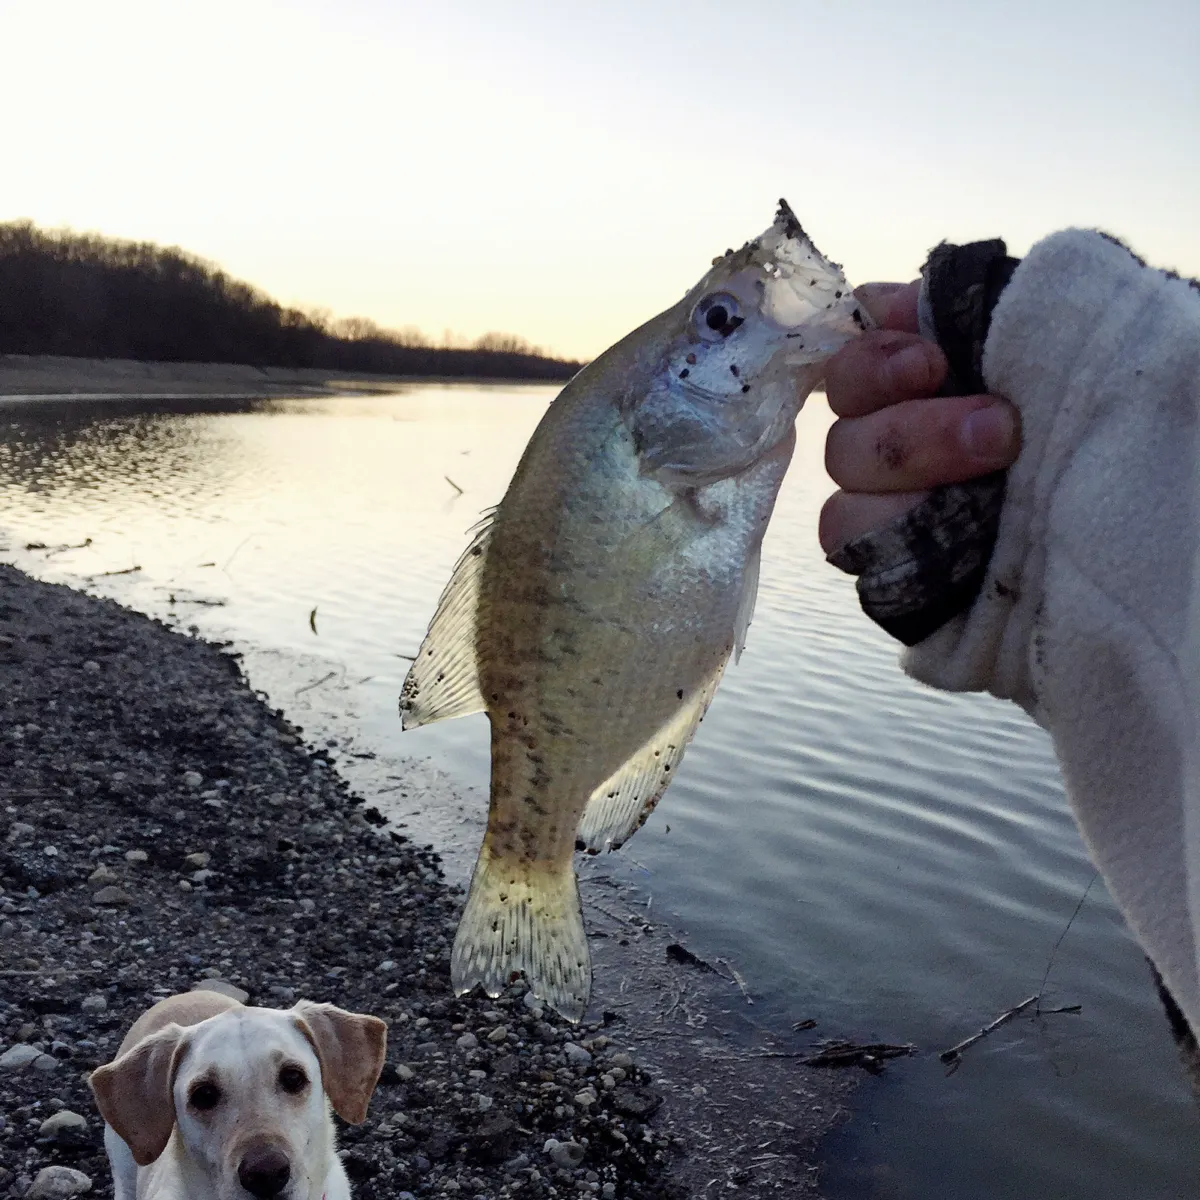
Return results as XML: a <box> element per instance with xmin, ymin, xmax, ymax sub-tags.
<box><xmin>563</xmin><ymin>1041</ymin><xmax>593</xmax><ymax>1067</ymax></box>
<box><xmin>39</xmin><ymin>1110</ymin><xmax>88</xmax><ymax>1140</ymax></box>
<box><xmin>124</xmin><ymin>850</ymin><xmax>148</xmax><ymax>863</ymax></box>
<box><xmin>547</xmin><ymin>1140</ymin><xmax>586</xmax><ymax>1169</ymax></box>
<box><xmin>27</xmin><ymin>1165</ymin><xmax>93</xmax><ymax>1198</ymax></box>
<box><xmin>182</xmin><ymin>771</ymin><xmax>204</xmax><ymax>789</ymax></box>
<box><xmin>0</xmin><ymin>1043</ymin><xmax>43</xmax><ymax>1070</ymax></box>
<box><xmin>80</xmin><ymin>995</ymin><xmax>107</xmax><ymax>1013</ymax></box>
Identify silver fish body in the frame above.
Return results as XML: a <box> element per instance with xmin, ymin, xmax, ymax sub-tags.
<box><xmin>401</xmin><ymin>202</ymin><xmax>865</xmax><ymax>1019</ymax></box>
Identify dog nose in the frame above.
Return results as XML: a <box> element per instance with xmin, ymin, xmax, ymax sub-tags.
<box><xmin>237</xmin><ymin>1146</ymin><xmax>291</xmax><ymax>1198</ymax></box>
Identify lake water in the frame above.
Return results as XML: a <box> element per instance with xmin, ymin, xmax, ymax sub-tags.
<box><xmin>1</xmin><ymin>384</ymin><xmax>1197</xmax><ymax>1198</ymax></box>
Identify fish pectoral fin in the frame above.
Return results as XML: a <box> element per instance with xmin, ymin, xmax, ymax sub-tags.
<box><xmin>451</xmin><ymin>849</ymin><xmax>590</xmax><ymax>1022</ymax></box>
<box><xmin>734</xmin><ymin>542</ymin><xmax>761</xmax><ymax>663</ymax></box>
<box><xmin>577</xmin><ymin>661</ymin><xmax>726</xmax><ymax>854</ymax></box>
<box><xmin>399</xmin><ymin>516</ymin><xmax>491</xmax><ymax>729</ymax></box>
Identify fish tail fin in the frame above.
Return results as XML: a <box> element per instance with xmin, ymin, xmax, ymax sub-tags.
<box><xmin>451</xmin><ymin>847</ymin><xmax>590</xmax><ymax>1022</ymax></box>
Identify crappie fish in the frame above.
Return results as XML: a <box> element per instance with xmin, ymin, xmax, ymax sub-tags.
<box><xmin>401</xmin><ymin>201</ymin><xmax>865</xmax><ymax>1020</ymax></box>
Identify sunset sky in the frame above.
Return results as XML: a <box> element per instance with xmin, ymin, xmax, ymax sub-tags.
<box><xmin>4</xmin><ymin>0</ymin><xmax>1197</xmax><ymax>361</ymax></box>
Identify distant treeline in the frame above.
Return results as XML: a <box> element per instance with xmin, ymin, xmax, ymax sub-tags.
<box><xmin>0</xmin><ymin>221</ymin><xmax>581</xmax><ymax>380</ymax></box>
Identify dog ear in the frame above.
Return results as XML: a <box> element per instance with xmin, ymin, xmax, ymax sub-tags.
<box><xmin>89</xmin><ymin>1023</ymin><xmax>186</xmax><ymax>1166</ymax></box>
<box><xmin>291</xmin><ymin>1001</ymin><xmax>387</xmax><ymax>1124</ymax></box>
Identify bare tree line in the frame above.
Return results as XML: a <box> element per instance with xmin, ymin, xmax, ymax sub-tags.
<box><xmin>0</xmin><ymin>221</ymin><xmax>581</xmax><ymax>381</ymax></box>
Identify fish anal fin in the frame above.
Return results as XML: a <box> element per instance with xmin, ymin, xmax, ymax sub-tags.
<box><xmin>576</xmin><ymin>662</ymin><xmax>725</xmax><ymax>854</ymax></box>
<box><xmin>451</xmin><ymin>847</ymin><xmax>590</xmax><ymax>1022</ymax></box>
<box><xmin>400</xmin><ymin>518</ymin><xmax>491</xmax><ymax>729</ymax></box>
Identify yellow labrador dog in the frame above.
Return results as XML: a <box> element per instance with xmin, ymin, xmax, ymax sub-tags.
<box><xmin>89</xmin><ymin>991</ymin><xmax>387</xmax><ymax>1200</ymax></box>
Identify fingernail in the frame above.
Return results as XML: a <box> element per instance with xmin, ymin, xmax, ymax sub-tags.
<box><xmin>885</xmin><ymin>345</ymin><xmax>932</xmax><ymax>393</ymax></box>
<box><xmin>854</xmin><ymin>283</ymin><xmax>904</xmax><ymax>325</ymax></box>
<box><xmin>961</xmin><ymin>405</ymin><xmax>1017</xmax><ymax>462</ymax></box>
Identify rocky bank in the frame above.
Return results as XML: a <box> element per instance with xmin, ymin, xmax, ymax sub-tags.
<box><xmin>0</xmin><ymin>563</ymin><xmax>853</xmax><ymax>1199</ymax></box>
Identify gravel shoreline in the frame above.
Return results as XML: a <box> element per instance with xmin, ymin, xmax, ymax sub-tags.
<box><xmin>0</xmin><ymin>564</ymin><xmax>853</xmax><ymax>1199</ymax></box>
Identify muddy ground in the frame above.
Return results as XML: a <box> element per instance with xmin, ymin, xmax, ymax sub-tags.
<box><xmin>0</xmin><ymin>564</ymin><xmax>856</xmax><ymax>1199</ymax></box>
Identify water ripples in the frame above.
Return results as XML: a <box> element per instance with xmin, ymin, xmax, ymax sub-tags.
<box><xmin>1</xmin><ymin>386</ymin><xmax>1197</xmax><ymax>1198</ymax></box>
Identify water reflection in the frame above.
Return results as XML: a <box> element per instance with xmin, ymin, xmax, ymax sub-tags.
<box><xmin>0</xmin><ymin>385</ymin><xmax>1197</xmax><ymax>1199</ymax></box>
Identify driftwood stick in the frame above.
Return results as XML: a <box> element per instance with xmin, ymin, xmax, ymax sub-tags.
<box><xmin>939</xmin><ymin>993</ymin><xmax>1039</xmax><ymax>1064</ymax></box>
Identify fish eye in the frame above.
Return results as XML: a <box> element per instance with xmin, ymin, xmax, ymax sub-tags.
<box><xmin>278</xmin><ymin>1064</ymin><xmax>309</xmax><ymax>1094</ymax></box>
<box><xmin>188</xmin><ymin>1081</ymin><xmax>222</xmax><ymax>1111</ymax></box>
<box><xmin>692</xmin><ymin>292</ymin><xmax>743</xmax><ymax>341</ymax></box>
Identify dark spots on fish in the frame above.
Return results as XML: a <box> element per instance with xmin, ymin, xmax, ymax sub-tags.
<box><xmin>471</xmin><ymin>546</ymin><xmax>483</xmax><ymax>556</ymax></box>
<box><xmin>435</xmin><ymin>672</ymin><xmax>445</xmax><ymax>683</ymax></box>
<box><xmin>676</xmin><ymin>689</ymin><xmax>684</xmax><ymax>699</ymax></box>
<box><xmin>679</xmin><ymin>368</ymin><xmax>690</xmax><ymax>379</ymax></box>
<box><xmin>499</xmin><ymin>893</ymin><xmax>508</xmax><ymax>903</ymax></box>
<box><xmin>775</xmin><ymin>200</ymin><xmax>803</xmax><ymax>239</ymax></box>
<box><xmin>523</xmin><ymin>794</ymin><xmax>548</xmax><ymax>816</ymax></box>
<box><xmin>809</xmin><ymin>279</ymin><xmax>817</xmax><ymax>287</ymax></box>
<box><xmin>663</xmin><ymin>765</ymin><xmax>671</xmax><ymax>773</ymax></box>
<box><xmin>575</xmin><ymin>837</ymin><xmax>586</xmax><ymax>852</ymax></box>
<box><xmin>653</xmin><ymin>750</ymin><xmax>660</xmax><ymax>758</ymax></box>
<box><xmin>741</xmin><ymin>384</ymin><xmax>751</xmax><ymax>394</ymax></box>
<box><xmin>729</xmin><ymin>364</ymin><xmax>739</xmax><ymax>377</ymax></box>
<box><xmin>852</xmin><ymin>307</ymin><xmax>866</xmax><ymax>329</ymax></box>
<box><xmin>426</xmin><ymin>649</ymin><xmax>434</xmax><ymax>657</ymax></box>
<box><xmin>492</xmin><ymin>919</ymin><xmax>501</xmax><ymax>933</ymax></box>
<box><xmin>686</xmin><ymin>352</ymin><xmax>697</xmax><ymax>365</ymax></box>
<box><xmin>786</xmin><ymin>333</ymin><xmax>804</xmax><ymax>342</ymax></box>
<box><xmin>835</xmin><ymin>289</ymin><xmax>843</xmax><ymax>298</ymax></box>
<box><xmin>491</xmin><ymin>692</ymin><xmax>500</xmax><ymax>701</ymax></box>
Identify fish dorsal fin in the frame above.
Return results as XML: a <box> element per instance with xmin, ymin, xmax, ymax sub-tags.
<box><xmin>576</xmin><ymin>659</ymin><xmax>727</xmax><ymax>854</ymax></box>
<box><xmin>400</xmin><ymin>517</ymin><xmax>491</xmax><ymax>729</ymax></box>
<box><xmin>734</xmin><ymin>542</ymin><xmax>761</xmax><ymax>663</ymax></box>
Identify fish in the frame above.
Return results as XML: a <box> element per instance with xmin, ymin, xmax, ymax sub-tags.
<box><xmin>400</xmin><ymin>201</ymin><xmax>866</xmax><ymax>1020</ymax></box>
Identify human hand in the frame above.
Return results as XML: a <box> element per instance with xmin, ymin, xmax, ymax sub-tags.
<box><xmin>819</xmin><ymin>281</ymin><xmax>1021</xmax><ymax>558</ymax></box>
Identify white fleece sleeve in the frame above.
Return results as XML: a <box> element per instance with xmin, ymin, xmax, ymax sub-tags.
<box><xmin>903</xmin><ymin>230</ymin><xmax>1200</xmax><ymax>1032</ymax></box>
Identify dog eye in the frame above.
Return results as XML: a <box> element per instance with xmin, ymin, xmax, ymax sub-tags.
<box><xmin>278</xmin><ymin>1065</ymin><xmax>308</xmax><ymax>1094</ymax></box>
<box><xmin>188</xmin><ymin>1081</ymin><xmax>222</xmax><ymax>1111</ymax></box>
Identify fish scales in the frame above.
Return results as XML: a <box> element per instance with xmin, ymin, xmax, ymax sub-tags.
<box><xmin>401</xmin><ymin>201</ymin><xmax>867</xmax><ymax>1019</ymax></box>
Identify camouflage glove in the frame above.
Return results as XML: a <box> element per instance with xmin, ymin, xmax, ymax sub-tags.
<box><xmin>827</xmin><ymin>239</ymin><xmax>1021</xmax><ymax>646</ymax></box>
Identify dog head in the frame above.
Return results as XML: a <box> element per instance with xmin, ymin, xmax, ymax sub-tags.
<box><xmin>89</xmin><ymin>1001</ymin><xmax>387</xmax><ymax>1200</ymax></box>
